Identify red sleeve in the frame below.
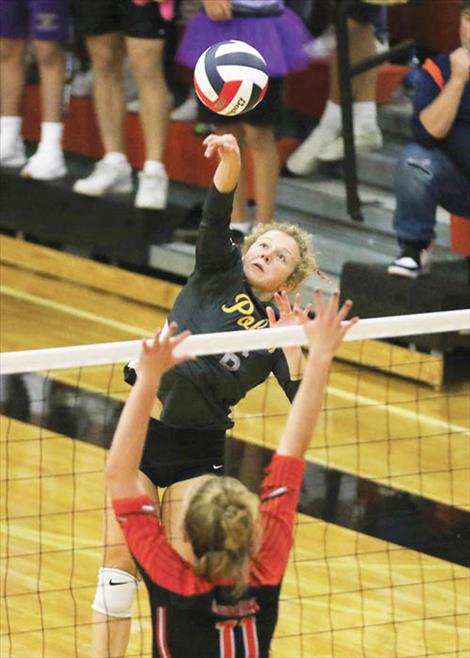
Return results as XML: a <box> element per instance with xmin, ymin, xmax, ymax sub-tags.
<box><xmin>250</xmin><ymin>454</ymin><xmax>304</xmax><ymax>586</ymax></box>
<box><xmin>112</xmin><ymin>495</ymin><xmax>214</xmax><ymax>596</ymax></box>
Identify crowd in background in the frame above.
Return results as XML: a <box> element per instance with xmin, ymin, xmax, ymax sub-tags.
<box><xmin>0</xmin><ymin>0</ymin><xmax>469</xmax><ymax>278</ymax></box>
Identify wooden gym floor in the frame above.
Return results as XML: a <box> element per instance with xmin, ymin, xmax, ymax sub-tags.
<box><xmin>0</xmin><ymin>236</ymin><xmax>469</xmax><ymax>658</ymax></box>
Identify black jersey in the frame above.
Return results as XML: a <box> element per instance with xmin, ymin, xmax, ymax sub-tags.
<box><xmin>154</xmin><ymin>184</ymin><xmax>300</xmax><ymax>430</ymax></box>
<box><xmin>113</xmin><ymin>454</ymin><xmax>305</xmax><ymax>658</ymax></box>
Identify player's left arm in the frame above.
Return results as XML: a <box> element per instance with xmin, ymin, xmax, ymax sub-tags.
<box><xmin>105</xmin><ymin>324</ymin><xmax>192</xmax><ymax>501</ymax></box>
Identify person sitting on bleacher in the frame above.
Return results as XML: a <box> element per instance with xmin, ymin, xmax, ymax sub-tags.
<box><xmin>388</xmin><ymin>0</ymin><xmax>470</xmax><ymax>278</ymax></box>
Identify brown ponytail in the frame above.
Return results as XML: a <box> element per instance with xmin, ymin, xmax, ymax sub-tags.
<box><xmin>184</xmin><ymin>477</ymin><xmax>259</xmax><ymax>598</ymax></box>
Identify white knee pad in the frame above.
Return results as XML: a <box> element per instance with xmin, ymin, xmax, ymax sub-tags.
<box><xmin>92</xmin><ymin>567</ymin><xmax>138</xmax><ymax>618</ymax></box>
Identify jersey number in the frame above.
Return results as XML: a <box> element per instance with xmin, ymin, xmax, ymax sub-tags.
<box><xmin>219</xmin><ymin>351</ymin><xmax>250</xmax><ymax>372</ymax></box>
<box><xmin>216</xmin><ymin>617</ymin><xmax>259</xmax><ymax>658</ymax></box>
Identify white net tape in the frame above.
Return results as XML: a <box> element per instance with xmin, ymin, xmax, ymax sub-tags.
<box><xmin>1</xmin><ymin>309</ymin><xmax>469</xmax><ymax>375</ymax></box>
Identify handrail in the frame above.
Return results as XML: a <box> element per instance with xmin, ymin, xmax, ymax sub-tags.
<box><xmin>333</xmin><ymin>0</ymin><xmax>415</xmax><ymax>221</ymax></box>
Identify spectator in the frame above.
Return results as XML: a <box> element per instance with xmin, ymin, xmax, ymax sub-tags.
<box><xmin>176</xmin><ymin>0</ymin><xmax>315</xmax><ymax>240</ymax></box>
<box><xmin>0</xmin><ymin>0</ymin><xmax>70</xmax><ymax>179</ymax></box>
<box><xmin>71</xmin><ymin>0</ymin><xmax>174</xmax><ymax>210</ymax></box>
<box><xmin>286</xmin><ymin>0</ymin><xmax>384</xmax><ymax>176</ymax></box>
<box><xmin>388</xmin><ymin>0</ymin><xmax>470</xmax><ymax>278</ymax></box>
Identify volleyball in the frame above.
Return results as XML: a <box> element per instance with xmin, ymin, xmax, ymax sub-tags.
<box><xmin>193</xmin><ymin>40</ymin><xmax>269</xmax><ymax>117</ymax></box>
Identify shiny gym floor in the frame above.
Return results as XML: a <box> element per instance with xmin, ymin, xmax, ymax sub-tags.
<box><xmin>1</xmin><ymin>235</ymin><xmax>469</xmax><ymax>658</ymax></box>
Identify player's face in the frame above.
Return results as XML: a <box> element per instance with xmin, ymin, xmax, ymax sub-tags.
<box><xmin>461</xmin><ymin>9</ymin><xmax>470</xmax><ymax>51</ymax></box>
<box><xmin>243</xmin><ymin>230</ymin><xmax>300</xmax><ymax>297</ymax></box>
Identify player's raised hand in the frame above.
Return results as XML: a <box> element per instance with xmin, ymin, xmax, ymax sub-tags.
<box><xmin>203</xmin><ymin>133</ymin><xmax>240</xmax><ymax>160</ymax></box>
<box><xmin>138</xmin><ymin>322</ymin><xmax>192</xmax><ymax>384</ymax></box>
<box><xmin>304</xmin><ymin>290</ymin><xmax>358</xmax><ymax>359</ymax></box>
<box><xmin>205</xmin><ymin>134</ymin><xmax>241</xmax><ymax>192</ymax></box>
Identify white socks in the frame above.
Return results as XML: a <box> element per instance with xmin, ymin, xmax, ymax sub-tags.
<box><xmin>353</xmin><ymin>101</ymin><xmax>378</xmax><ymax>134</ymax></box>
<box><xmin>316</xmin><ymin>101</ymin><xmax>379</xmax><ymax>138</ymax></box>
<box><xmin>103</xmin><ymin>151</ymin><xmax>128</xmax><ymax>166</ymax></box>
<box><xmin>143</xmin><ymin>160</ymin><xmax>165</xmax><ymax>175</ymax></box>
<box><xmin>36</xmin><ymin>121</ymin><xmax>64</xmax><ymax>156</ymax></box>
<box><xmin>0</xmin><ymin>116</ymin><xmax>22</xmax><ymax>141</ymax></box>
<box><xmin>316</xmin><ymin>101</ymin><xmax>342</xmax><ymax>139</ymax></box>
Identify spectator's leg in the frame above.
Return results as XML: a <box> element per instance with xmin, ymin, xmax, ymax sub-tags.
<box><xmin>127</xmin><ymin>36</ymin><xmax>170</xmax><ymax>210</ymax></box>
<box><xmin>244</xmin><ymin>123</ymin><xmax>279</xmax><ymax>225</ymax></box>
<box><xmin>34</xmin><ymin>39</ymin><xmax>65</xmax><ymax>123</ymax></box>
<box><xmin>0</xmin><ymin>38</ymin><xmax>27</xmax><ymax>166</ymax></box>
<box><xmin>389</xmin><ymin>143</ymin><xmax>470</xmax><ymax>278</ymax></box>
<box><xmin>87</xmin><ymin>33</ymin><xmax>126</xmax><ymax>155</ymax></box>
<box><xmin>0</xmin><ymin>38</ymin><xmax>26</xmax><ymax>116</ymax></box>
<box><xmin>73</xmin><ymin>33</ymin><xmax>133</xmax><ymax>197</ymax></box>
<box><xmin>286</xmin><ymin>13</ymin><xmax>381</xmax><ymax>175</ymax></box>
<box><xmin>20</xmin><ymin>39</ymin><xmax>68</xmax><ymax>179</ymax></box>
<box><xmin>127</xmin><ymin>37</ymin><xmax>169</xmax><ymax>164</ymax></box>
<box><xmin>320</xmin><ymin>17</ymin><xmax>382</xmax><ymax>162</ymax></box>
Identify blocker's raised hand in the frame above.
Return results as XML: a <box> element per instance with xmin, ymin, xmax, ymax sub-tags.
<box><xmin>304</xmin><ymin>289</ymin><xmax>358</xmax><ymax>359</ymax></box>
<box><xmin>138</xmin><ymin>322</ymin><xmax>192</xmax><ymax>383</ymax></box>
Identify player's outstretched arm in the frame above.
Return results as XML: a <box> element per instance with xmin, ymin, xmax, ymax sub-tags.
<box><xmin>203</xmin><ymin>133</ymin><xmax>241</xmax><ymax>193</ymax></box>
<box><xmin>276</xmin><ymin>290</ymin><xmax>358</xmax><ymax>460</ymax></box>
<box><xmin>105</xmin><ymin>323</ymin><xmax>192</xmax><ymax>501</ymax></box>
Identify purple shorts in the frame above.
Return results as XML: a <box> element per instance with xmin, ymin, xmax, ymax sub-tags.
<box><xmin>0</xmin><ymin>0</ymin><xmax>70</xmax><ymax>41</ymax></box>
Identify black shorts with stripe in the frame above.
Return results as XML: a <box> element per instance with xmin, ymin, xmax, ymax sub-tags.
<box><xmin>140</xmin><ymin>419</ymin><xmax>226</xmax><ymax>488</ymax></box>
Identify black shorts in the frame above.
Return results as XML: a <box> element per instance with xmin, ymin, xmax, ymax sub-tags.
<box><xmin>347</xmin><ymin>1</ymin><xmax>382</xmax><ymax>25</ymax></box>
<box><xmin>72</xmin><ymin>0</ymin><xmax>171</xmax><ymax>39</ymax></box>
<box><xmin>140</xmin><ymin>419</ymin><xmax>226</xmax><ymax>488</ymax></box>
<box><xmin>198</xmin><ymin>77</ymin><xmax>284</xmax><ymax>127</ymax></box>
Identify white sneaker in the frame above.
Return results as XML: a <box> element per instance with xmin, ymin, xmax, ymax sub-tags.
<box><xmin>135</xmin><ymin>170</ymin><xmax>168</xmax><ymax>210</ymax></box>
<box><xmin>286</xmin><ymin>129</ymin><xmax>338</xmax><ymax>176</ymax></box>
<box><xmin>21</xmin><ymin>149</ymin><xmax>67</xmax><ymax>179</ymax></box>
<box><xmin>0</xmin><ymin>134</ymin><xmax>27</xmax><ymax>167</ymax></box>
<box><xmin>387</xmin><ymin>244</ymin><xmax>433</xmax><ymax>279</ymax></box>
<box><xmin>305</xmin><ymin>25</ymin><xmax>336</xmax><ymax>59</ymax></box>
<box><xmin>170</xmin><ymin>96</ymin><xmax>198</xmax><ymax>122</ymax></box>
<box><xmin>73</xmin><ymin>158</ymin><xmax>133</xmax><ymax>197</ymax></box>
<box><xmin>318</xmin><ymin>129</ymin><xmax>383</xmax><ymax>162</ymax></box>
<box><xmin>71</xmin><ymin>69</ymin><xmax>93</xmax><ymax>97</ymax></box>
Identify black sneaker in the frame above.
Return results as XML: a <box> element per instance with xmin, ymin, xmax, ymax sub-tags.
<box><xmin>387</xmin><ymin>243</ymin><xmax>432</xmax><ymax>279</ymax></box>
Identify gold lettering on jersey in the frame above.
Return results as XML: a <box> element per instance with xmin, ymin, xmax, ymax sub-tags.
<box><xmin>237</xmin><ymin>316</ymin><xmax>268</xmax><ymax>330</ymax></box>
<box><xmin>222</xmin><ymin>294</ymin><xmax>254</xmax><ymax>315</ymax></box>
<box><xmin>222</xmin><ymin>293</ymin><xmax>269</xmax><ymax>331</ymax></box>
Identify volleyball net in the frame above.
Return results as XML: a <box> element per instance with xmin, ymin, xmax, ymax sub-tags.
<box><xmin>1</xmin><ymin>309</ymin><xmax>469</xmax><ymax>658</ymax></box>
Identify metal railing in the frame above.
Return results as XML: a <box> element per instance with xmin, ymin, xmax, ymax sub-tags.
<box><xmin>333</xmin><ymin>0</ymin><xmax>415</xmax><ymax>221</ymax></box>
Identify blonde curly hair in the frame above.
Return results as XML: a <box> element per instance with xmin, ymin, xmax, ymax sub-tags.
<box><xmin>241</xmin><ymin>222</ymin><xmax>322</xmax><ymax>289</ymax></box>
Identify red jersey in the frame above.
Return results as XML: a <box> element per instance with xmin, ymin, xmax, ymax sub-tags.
<box><xmin>113</xmin><ymin>454</ymin><xmax>304</xmax><ymax>658</ymax></box>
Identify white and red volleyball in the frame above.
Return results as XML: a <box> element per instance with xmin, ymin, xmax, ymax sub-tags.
<box><xmin>193</xmin><ymin>40</ymin><xmax>269</xmax><ymax>117</ymax></box>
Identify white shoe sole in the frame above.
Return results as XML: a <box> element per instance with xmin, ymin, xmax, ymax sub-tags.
<box><xmin>73</xmin><ymin>180</ymin><xmax>133</xmax><ymax>196</ymax></box>
<box><xmin>135</xmin><ymin>197</ymin><xmax>167</xmax><ymax>210</ymax></box>
<box><xmin>387</xmin><ymin>265</ymin><xmax>420</xmax><ymax>279</ymax></box>
<box><xmin>21</xmin><ymin>164</ymin><xmax>68</xmax><ymax>180</ymax></box>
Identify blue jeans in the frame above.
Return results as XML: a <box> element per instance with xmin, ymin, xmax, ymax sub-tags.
<box><xmin>393</xmin><ymin>143</ymin><xmax>470</xmax><ymax>244</ymax></box>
